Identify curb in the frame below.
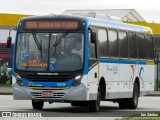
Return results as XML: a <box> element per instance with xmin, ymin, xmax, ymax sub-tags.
<box><xmin>145</xmin><ymin>94</ymin><xmax>160</xmax><ymax>96</ymax></box>
<box><xmin>0</xmin><ymin>92</ymin><xmax>12</xmax><ymax>95</ymax></box>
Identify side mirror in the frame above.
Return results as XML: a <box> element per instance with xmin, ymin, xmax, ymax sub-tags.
<box><xmin>7</xmin><ymin>37</ymin><xmax>12</xmax><ymax>48</ymax></box>
<box><xmin>91</xmin><ymin>32</ymin><xmax>96</xmax><ymax>43</ymax></box>
<box><xmin>6</xmin><ymin>27</ymin><xmax>16</xmax><ymax>48</ymax></box>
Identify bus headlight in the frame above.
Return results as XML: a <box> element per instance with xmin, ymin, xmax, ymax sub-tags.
<box><xmin>72</xmin><ymin>75</ymin><xmax>82</xmax><ymax>87</ymax></box>
<box><xmin>15</xmin><ymin>73</ymin><xmax>24</xmax><ymax>86</ymax></box>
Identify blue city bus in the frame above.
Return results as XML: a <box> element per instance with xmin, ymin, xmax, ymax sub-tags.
<box><xmin>9</xmin><ymin>14</ymin><xmax>155</xmax><ymax>112</ymax></box>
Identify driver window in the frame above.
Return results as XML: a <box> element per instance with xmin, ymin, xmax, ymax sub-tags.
<box><xmin>88</xmin><ymin>32</ymin><xmax>97</xmax><ymax>68</ymax></box>
<box><xmin>88</xmin><ymin>33</ymin><xmax>96</xmax><ymax>58</ymax></box>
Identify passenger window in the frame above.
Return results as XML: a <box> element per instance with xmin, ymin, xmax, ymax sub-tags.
<box><xmin>146</xmin><ymin>35</ymin><xmax>153</xmax><ymax>60</ymax></box>
<box><xmin>119</xmin><ymin>31</ymin><xmax>128</xmax><ymax>58</ymax></box>
<box><xmin>137</xmin><ymin>34</ymin><xmax>145</xmax><ymax>59</ymax></box>
<box><xmin>128</xmin><ymin>32</ymin><xmax>137</xmax><ymax>59</ymax></box>
<box><xmin>97</xmin><ymin>29</ymin><xmax>108</xmax><ymax>58</ymax></box>
<box><xmin>108</xmin><ymin>29</ymin><xmax>118</xmax><ymax>58</ymax></box>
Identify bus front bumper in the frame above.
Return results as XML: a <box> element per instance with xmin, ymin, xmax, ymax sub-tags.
<box><xmin>12</xmin><ymin>83</ymin><xmax>87</xmax><ymax>101</ymax></box>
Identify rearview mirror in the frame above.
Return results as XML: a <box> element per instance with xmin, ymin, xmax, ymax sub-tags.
<box><xmin>6</xmin><ymin>27</ymin><xmax>16</xmax><ymax>48</ymax></box>
<box><xmin>7</xmin><ymin>37</ymin><xmax>12</xmax><ymax>48</ymax></box>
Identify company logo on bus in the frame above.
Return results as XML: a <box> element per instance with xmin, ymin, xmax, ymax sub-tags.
<box><xmin>57</xmin><ymin>82</ymin><xmax>66</xmax><ymax>87</ymax></box>
<box><xmin>28</xmin><ymin>82</ymin><xmax>43</xmax><ymax>87</ymax></box>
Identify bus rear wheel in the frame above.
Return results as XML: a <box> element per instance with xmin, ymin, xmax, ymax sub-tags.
<box><xmin>118</xmin><ymin>83</ymin><xmax>139</xmax><ymax>109</ymax></box>
<box><xmin>89</xmin><ymin>86</ymin><xmax>101</xmax><ymax>112</ymax></box>
<box><xmin>32</xmin><ymin>100</ymin><xmax>44</xmax><ymax>109</ymax></box>
<box><xmin>128</xmin><ymin>82</ymin><xmax>139</xmax><ymax>109</ymax></box>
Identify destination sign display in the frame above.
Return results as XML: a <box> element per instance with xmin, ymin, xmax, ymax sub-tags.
<box><xmin>22</xmin><ymin>60</ymin><xmax>47</xmax><ymax>67</ymax></box>
<box><xmin>25</xmin><ymin>21</ymin><xmax>79</xmax><ymax>30</ymax></box>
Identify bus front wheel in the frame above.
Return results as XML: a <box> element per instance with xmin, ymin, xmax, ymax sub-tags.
<box><xmin>71</xmin><ymin>102</ymin><xmax>88</xmax><ymax>107</ymax></box>
<box><xmin>89</xmin><ymin>86</ymin><xmax>101</xmax><ymax>112</ymax></box>
<box><xmin>71</xmin><ymin>102</ymin><xmax>79</xmax><ymax>106</ymax></box>
<box><xmin>32</xmin><ymin>100</ymin><xmax>44</xmax><ymax>109</ymax></box>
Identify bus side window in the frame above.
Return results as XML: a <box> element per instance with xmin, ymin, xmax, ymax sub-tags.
<box><xmin>146</xmin><ymin>34</ymin><xmax>154</xmax><ymax>60</ymax></box>
<box><xmin>118</xmin><ymin>30</ymin><xmax>128</xmax><ymax>59</ymax></box>
<box><xmin>128</xmin><ymin>32</ymin><xmax>137</xmax><ymax>59</ymax></box>
<box><xmin>137</xmin><ymin>33</ymin><xmax>145</xmax><ymax>59</ymax></box>
<box><xmin>108</xmin><ymin>29</ymin><xmax>118</xmax><ymax>58</ymax></box>
<box><xmin>97</xmin><ymin>28</ymin><xmax>108</xmax><ymax>58</ymax></box>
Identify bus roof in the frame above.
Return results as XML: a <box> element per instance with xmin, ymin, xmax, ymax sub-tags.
<box><xmin>85</xmin><ymin>17</ymin><xmax>152</xmax><ymax>34</ymax></box>
<box><xmin>18</xmin><ymin>14</ymin><xmax>152</xmax><ymax>34</ymax></box>
<box><xmin>19</xmin><ymin>14</ymin><xmax>85</xmax><ymax>22</ymax></box>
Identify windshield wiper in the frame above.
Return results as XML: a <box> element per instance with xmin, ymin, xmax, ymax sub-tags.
<box><xmin>52</xmin><ymin>31</ymin><xmax>69</xmax><ymax>57</ymax></box>
<box><xmin>32</xmin><ymin>32</ymin><xmax>43</xmax><ymax>59</ymax></box>
<box><xmin>53</xmin><ymin>31</ymin><xmax>69</xmax><ymax>47</ymax></box>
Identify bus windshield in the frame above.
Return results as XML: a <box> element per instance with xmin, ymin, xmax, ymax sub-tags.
<box><xmin>16</xmin><ymin>32</ymin><xmax>84</xmax><ymax>72</ymax></box>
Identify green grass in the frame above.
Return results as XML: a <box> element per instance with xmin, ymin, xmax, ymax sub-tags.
<box><xmin>116</xmin><ymin>117</ymin><xmax>160</xmax><ymax>120</ymax></box>
<box><xmin>116</xmin><ymin>113</ymin><xmax>160</xmax><ymax>120</ymax></box>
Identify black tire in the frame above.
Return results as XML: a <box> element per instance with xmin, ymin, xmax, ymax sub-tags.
<box><xmin>32</xmin><ymin>100</ymin><xmax>44</xmax><ymax>109</ymax></box>
<box><xmin>89</xmin><ymin>86</ymin><xmax>101</xmax><ymax>112</ymax></box>
<box><xmin>79</xmin><ymin>102</ymin><xmax>88</xmax><ymax>107</ymax></box>
<box><xmin>71</xmin><ymin>102</ymin><xmax>88</xmax><ymax>107</ymax></box>
<box><xmin>71</xmin><ymin>102</ymin><xmax>79</xmax><ymax>106</ymax></box>
<box><xmin>128</xmin><ymin>83</ymin><xmax>139</xmax><ymax>109</ymax></box>
<box><xmin>118</xmin><ymin>100</ymin><xmax>128</xmax><ymax>109</ymax></box>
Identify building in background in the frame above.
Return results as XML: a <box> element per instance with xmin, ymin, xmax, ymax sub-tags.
<box><xmin>0</xmin><ymin>43</ymin><xmax>13</xmax><ymax>67</ymax></box>
<box><xmin>0</xmin><ymin>13</ymin><xmax>31</xmax><ymax>70</ymax></box>
<box><xmin>63</xmin><ymin>9</ymin><xmax>146</xmax><ymax>22</ymax></box>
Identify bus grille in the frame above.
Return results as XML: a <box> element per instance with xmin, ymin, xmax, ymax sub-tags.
<box><xmin>22</xmin><ymin>75</ymin><xmax>74</xmax><ymax>82</ymax></box>
<box><xmin>31</xmin><ymin>92</ymin><xmax>65</xmax><ymax>99</ymax></box>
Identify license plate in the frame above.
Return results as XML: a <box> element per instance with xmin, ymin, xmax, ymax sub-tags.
<box><xmin>41</xmin><ymin>91</ymin><xmax>53</xmax><ymax>96</ymax></box>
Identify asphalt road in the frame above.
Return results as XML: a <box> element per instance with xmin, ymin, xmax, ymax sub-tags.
<box><xmin>0</xmin><ymin>95</ymin><xmax>160</xmax><ymax>119</ymax></box>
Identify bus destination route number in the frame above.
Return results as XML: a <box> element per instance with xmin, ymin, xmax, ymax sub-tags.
<box><xmin>25</xmin><ymin>21</ymin><xmax>78</xmax><ymax>30</ymax></box>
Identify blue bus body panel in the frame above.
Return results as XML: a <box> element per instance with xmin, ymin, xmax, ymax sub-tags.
<box><xmin>100</xmin><ymin>59</ymin><xmax>146</xmax><ymax>65</ymax></box>
<box><xmin>12</xmin><ymin>21</ymin><xmax>22</xmax><ymax>77</ymax></box>
<box><xmin>83</xmin><ymin>18</ymin><xmax>89</xmax><ymax>75</ymax></box>
<box><xmin>23</xmin><ymin>79</ymin><xmax>73</xmax><ymax>88</ymax></box>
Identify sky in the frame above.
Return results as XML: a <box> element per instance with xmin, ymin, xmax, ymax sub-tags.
<box><xmin>0</xmin><ymin>0</ymin><xmax>160</xmax><ymax>23</ymax></box>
